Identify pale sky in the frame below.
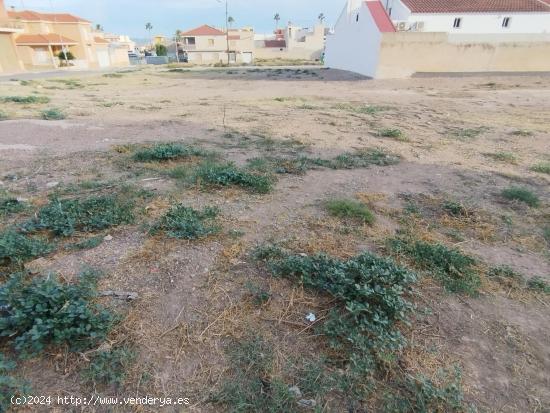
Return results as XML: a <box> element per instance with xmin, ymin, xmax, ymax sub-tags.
<box><xmin>6</xmin><ymin>0</ymin><xmax>344</xmax><ymax>39</ymax></box>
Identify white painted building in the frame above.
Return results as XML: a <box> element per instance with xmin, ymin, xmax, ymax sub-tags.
<box><xmin>325</xmin><ymin>0</ymin><xmax>550</xmax><ymax>78</ymax></box>
<box><xmin>384</xmin><ymin>0</ymin><xmax>550</xmax><ymax>34</ymax></box>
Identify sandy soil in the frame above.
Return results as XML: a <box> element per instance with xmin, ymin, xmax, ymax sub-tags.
<box><xmin>0</xmin><ymin>66</ymin><xmax>549</xmax><ymax>412</ymax></box>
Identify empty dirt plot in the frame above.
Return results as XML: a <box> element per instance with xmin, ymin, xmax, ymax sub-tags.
<box><xmin>0</xmin><ymin>67</ymin><xmax>549</xmax><ymax>412</ymax></box>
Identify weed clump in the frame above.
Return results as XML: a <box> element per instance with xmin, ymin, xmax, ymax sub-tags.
<box><xmin>2</xmin><ymin>96</ymin><xmax>50</xmax><ymax>104</ymax></box>
<box><xmin>132</xmin><ymin>143</ymin><xmax>207</xmax><ymax>162</ymax></box>
<box><xmin>0</xmin><ymin>198</ymin><xmax>26</xmax><ymax>215</ymax></box>
<box><xmin>377</xmin><ymin>128</ymin><xmax>405</xmax><ymax>140</ymax></box>
<box><xmin>501</xmin><ymin>186</ymin><xmax>540</xmax><ymax>207</ymax></box>
<box><xmin>41</xmin><ymin>108</ymin><xmax>65</xmax><ymax>120</ymax></box>
<box><xmin>194</xmin><ymin>162</ymin><xmax>273</xmax><ymax>193</ymax></box>
<box><xmin>325</xmin><ymin>198</ymin><xmax>375</xmax><ymax>224</ymax></box>
<box><xmin>0</xmin><ymin>110</ymin><xmax>8</xmax><ymax>121</ymax></box>
<box><xmin>531</xmin><ymin>162</ymin><xmax>550</xmax><ymax>175</ymax></box>
<box><xmin>150</xmin><ymin>204</ymin><xmax>220</xmax><ymax>240</ymax></box>
<box><xmin>388</xmin><ymin>238</ymin><xmax>480</xmax><ymax>295</ymax></box>
<box><xmin>330</xmin><ymin>148</ymin><xmax>400</xmax><ymax>169</ymax></box>
<box><xmin>442</xmin><ymin>201</ymin><xmax>467</xmax><ymax>217</ymax></box>
<box><xmin>82</xmin><ymin>347</ymin><xmax>135</xmax><ymax>386</ymax></box>
<box><xmin>527</xmin><ymin>276</ymin><xmax>550</xmax><ymax>294</ymax></box>
<box><xmin>0</xmin><ymin>269</ymin><xmax>115</xmax><ymax>356</ymax></box>
<box><xmin>0</xmin><ymin>354</ymin><xmax>29</xmax><ymax>411</ymax></box>
<box><xmin>485</xmin><ymin>151</ymin><xmax>517</xmax><ymax>164</ymax></box>
<box><xmin>214</xmin><ymin>335</ymin><xmax>295</xmax><ymax>412</ymax></box>
<box><xmin>383</xmin><ymin>367</ymin><xmax>470</xmax><ymax>413</ymax></box>
<box><xmin>25</xmin><ymin>195</ymin><xmax>134</xmax><ymax>236</ymax></box>
<box><xmin>255</xmin><ymin>246</ymin><xmax>417</xmax><ymax>369</ymax></box>
<box><xmin>0</xmin><ymin>229</ymin><xmax>53</xmax><ymax>268</ymax></box>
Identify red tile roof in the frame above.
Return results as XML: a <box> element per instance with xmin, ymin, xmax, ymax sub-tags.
<box><xmin>400</xmin><ymin>0</ymin><xmax>550</xmax><ymax>13</ymax></box>
<box><xmin>181</xmin><ymin>24</ymin><xmax>225</xmax><ymax>36</ymax></box>
<box><xmin>8</xmin><ymin>10</ymin><xmax>90</xmax><ymax>23</ymax></box>
<box><xmin>366</xmin><ymin>1</ymin><xmax>396</xmax><ymax>32</ymax></box>
<box><xmin>15</xmin><ymin>33</ymin><xmax>78</xmax><ymax>45</ymax></box>
<box><xmin>264</xmin><ymin>39</ymin><xmax>286</xmax><ymax>48</ymax></box>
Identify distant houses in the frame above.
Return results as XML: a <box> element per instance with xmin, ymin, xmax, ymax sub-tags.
<box><xmin>0</xmin><ymin>0</ymin><xmax>131</xmax><ymax>73</ymax></box>
<box><xmin>175</xmin><ymin>22</ymin><xmax>327</xmax><ymax>65</ymax></box>
<box><xmin>325</xmin><ymin>0</ymin><xmax>550</xmax><ymax>78</ymax></box>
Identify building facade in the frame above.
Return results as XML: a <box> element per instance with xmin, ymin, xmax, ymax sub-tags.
<box><xmin>254</xmin><ymin>23</ymin><xmax>327</xmax><ymax>60</ymax></box>
<box><xmin>178</xmin><ymin>24</ymin><xmax>254</xmax><ymax>64</ymax></box>
<box><xmin>325</xmin><ymin>0</ymin><xmax>550</xmax><ymax>78</ymax></box>
<box><xmin>0</xmin><ymin>1</ymin><xmax>130</xmax><ymax>73</ymax></box>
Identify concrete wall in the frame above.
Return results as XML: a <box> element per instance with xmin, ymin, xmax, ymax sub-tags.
<box><xmin>0</xmin><ymin>32</ymin><xmax>24</xmax><ymax>72</ymax></box>
<box><xmin>325</xmin><ymin>2</ymin><xmax>382</xmax><ymax>77</ymax></box>
<box><xmin>376</xmin><ymin>32</ymin><xmax>550</xmax><ymax>78</ymax></box>
<box><xmin>404</xmin><ymin>12</ymin><xmax>550</xmax><ymax>34</ymax></box>
<box><xmin>254</xmin><ymin>46</ymin><xmax>322</xmax><ymax>60</ymax></box>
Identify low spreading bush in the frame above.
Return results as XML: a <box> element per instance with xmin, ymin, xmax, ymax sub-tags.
<box><xmin>0</xmin><ymin>269</ymin><xmax>115</xmax><ymax>356</ymax></box>
<box><xmin>150</xmin><ymin>204</ymin><xmax>220</xmax><ymax>240</ymax></box>
<box><xmin>194</xmin><ymin>162</ymin><xmax>273</xmax><ymax>193</ymax></box>
<box><xmin>501</xmin><ymin>186</ymin><xmax>540</xmax><ymax>207</ymax></box>
<box><xmin>255</xmin><ymin>246</ymin><xmax>417</xmax><ymax>366</ymax></box>
<box><xmin>0</xmin><ymin>198</ymin><xmax>26</xmax><ymax>215</ymax></box>
<box><xmin>0</xmin><ymin>354</ymin><xmax>28</xmax><ymax>411</ymax></box>
<box><xmin>531</xmin><ymin>162</ymin><xmax>550</xmax><ymax>175</ymax></box>
<box><xmin>41</xmin><ymin>108</ymin><xmax>65</xmax><ymax>120</ymax></box>
<box><xmin>2</xmin><ymin>96</ymin><xmax>50</xmax><ymax>104</ymax></box>
<box><xmin>82</xmin><ymin>347</ymin><xmax>135</xmax><ymax>386</ymax></box>
<box><xmin>527</xmin><ymin>276</ymin><xmax>550</xmax><ymax>294</ymax></box>
<box><xmin>0</xmin><ymin>229</ymin><xmax>52</xmax><ymax>267</ymax></box>
<box><xmin>325</xmin><ymin>198</ymin><xmax>375</xmax><ymax>224</ymax></box>
<box><xmin>330</xmin><ymin>148</ymin><xmax>400</xmax><ymax>169</ymax></box>
<box><xmin>25</xmin><ymin>195</ymin><xmax>134</xmax><ymax>236</ymax></box>
<box><xmin>388</xmin><ymin>238</ymin><xmax>480</xmax><ymax>295</ymax></box>
<box><xmin>132</xmin><ymin>143</ymin><xmax>207</xmax><ymax>162</ymax></box>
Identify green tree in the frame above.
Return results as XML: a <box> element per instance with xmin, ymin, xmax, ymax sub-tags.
<box><xmin>228</xmin><ymin>16</ymin><xmax>235</xmax><ymax>28</ymax></box>
<box><xmin>155</xmin><ymin>44</ymin><xmax>167</xmax><ymax>56</ymax></box>
<box><xmin>274</xmin><ymin>13</ymin><xmax>281</xmax><ymax>29</ymax></box>
<box><xmin>145</xmin><ymin>22</ymin><xmax>153</xmax><ymax>47</ymax></box>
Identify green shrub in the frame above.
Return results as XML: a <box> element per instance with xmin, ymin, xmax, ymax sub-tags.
<box><xmin>0</xmin><ymin>269</ymin><xmax>115</xmax><ymax>356</ymax></box>
<box><xmin>41</xmin><ymin>108</ymin><xmax>65</xmax><ymax>120</ymax></box>
<box><xmin>150</xmin><ymin>204</ymin><xmax>220</xmax><ymax>240</ymax></box>
<box><xmin>0</xmin><ymin>229</ymin><xmax>53</xmax><ymax>267</ymax></box>
<box><xmin>442</xmin><ymin>201</ymin><xmax>467</xmax><ymax>217</ymax></box>
<box><xmin>527</xmin><ymin>276</ymin><xmax>550</xmax><ymax>294</ymax></box>
<box><xmin>132</xmin><ymin>143</ymin><xmax>207</xmax><ymax>162</ymax></box>
<box><xmin>377</xmin><ymin>128</ymin><xmax>405</xmax><ymax>139</ymax></box>
<box><xmin>330</xmin><ymin>148</ymin><xmax>400</xmax><ymax>169</ymax></box>
<box><xmin>383</xmin><ymin>367</ymin><xmax>469</xmax><ymax>413</ymax></box>
<box><xmin>67</xmin><ymin>236</ymin><xmax>104</xmax><ymax>251</ymax></box>
<box><xmin>531</xmin><ymin>162</ymin><xmax>550</xmax><ymax>175</ymax></box>
<box><xmin>82</xmin><ymin>347</ymin><xmax>135</xmax><ymax>386</ymax></box>
<box><xmin>488</xmin><ymin>265</ymin><xmax>523</xmax><ymax>280</ymax></box>
<box><xmin>485</xmin><ymin>151</ymin><xmax>517</xmax><ymax>164</ymax></box>
<box><xmin>388</xmin><ymin>238</ymin><xmax>480</xmax><ymax>295</ymax></box>
<box><xmin>449</xmin><ymin>127</ymin><xmax>487</xmax><ymax>140</ymax></box>
<box><xmin>25</xmin><ymin>195</ymin><xmax>134</xmax><ymax>236</ymax></box>
<box><xmin>194</xmin><ymin>161</ymin><xmax>273</xmax><ymax>193</ymax></box>
<box><xmin>510</xmin><ymin>129</ymin><xmax>533</xmax><ymax>137</ymax></box>
<box><xmin>543</xmin><ymin>226</ymin><xmax>550</xmax><ymax>244</ymax></box>
<box><xmin>0</xmin><ymin>354</ymin><xmax>29</xmax><ymax>411</ymax></box>
<box><xmin>0</xmin><ymin>198</ymin><xmax>26</xmax><ymax>215</ymax></box>
<box><xmin>255</xmin><ymin>246</ymin><xmax>417</xmax><ymax>365</ymax></box>
<box><xmin>103</xmin><ymin>73</ymin><xmax>123</xmax><ymax>78</ymax></box>
<box><xmin>501</xmin><ymin>186</ymin><xmax>540</xmax><ymax>207</ymax></box>
<box><xmin>2</xmin><ymin>96</ymin><xmax>50</xmax><ymax>104</ymax></box>
<box><xmin>325</xmin><ymin>198</ymin><xmax>375</xmax><ymax>224</ymax></box>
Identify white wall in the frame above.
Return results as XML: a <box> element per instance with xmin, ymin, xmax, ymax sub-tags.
<box><xmin>406</xmin><ymin>13</ymin><xmax>550</xmax><ymax>34</ymax></box>
<box><xmin>325</xmin><ymin>2</ymin><xmax>382</xmax><ymax>77</ymax></box>
<box><xmin>385</xmin><ymin>0</ymin><xmax>411</xmax><ymax>21</ymax></box>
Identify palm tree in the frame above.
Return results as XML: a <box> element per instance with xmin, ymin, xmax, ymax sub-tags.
<box><xmin>318</xmin><ymin>13</ymin><xmax>325</xmax><ymax>24</ymax></box>
<box><xmin>145</xmin><ymin>22</ymin><xmax>153</xmax><ymax>48</ymax></box>
<box><xmin>274</xmin><ymin>13</ymin><xmax>281</xmax><ymax>29</ymax></box>
<box><xmin>95</xmin><ymin>24</ymin><xmax>103</xmax><ymax>31</ymax></box>
<box><xmin>228</xmin><ymin>16</ymin><xmax>235</xmax><ymax>28</ymax></box>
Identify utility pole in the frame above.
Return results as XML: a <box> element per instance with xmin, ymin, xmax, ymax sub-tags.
<box><xmin>225</xmin><ymin>0</ymin><xmax>230</xmax><ymax>65</ymax></box>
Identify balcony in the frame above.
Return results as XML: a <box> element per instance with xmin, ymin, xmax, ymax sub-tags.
<box><xmin>0</xmin><ymin>21</ymin><xmax>24</xmax><ymax>33</ymax></box>
<box><xmin>178</xmin><ymin>43</ymin><xmax>196</xmax><ymax>51</ymax></box>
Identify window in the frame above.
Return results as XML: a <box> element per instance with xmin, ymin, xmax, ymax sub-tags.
<box><xmin>356</xmin><ymin>13</ymin><xmax>359</xmax><ymax>22</ymax></box>
<box><xmin>208</xmin><ymin>39</ymin><xmax>214</xmax><ymax>46</ymax></box>
<box><xmin>453</xmin><ymin>18</ymin><xmax>462</xmax><ymax>28</ymax></box>
<box><xmin>502</xmin><ymin>17</ymin><xmax>511</xmax><ymax>28</ymax></box>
